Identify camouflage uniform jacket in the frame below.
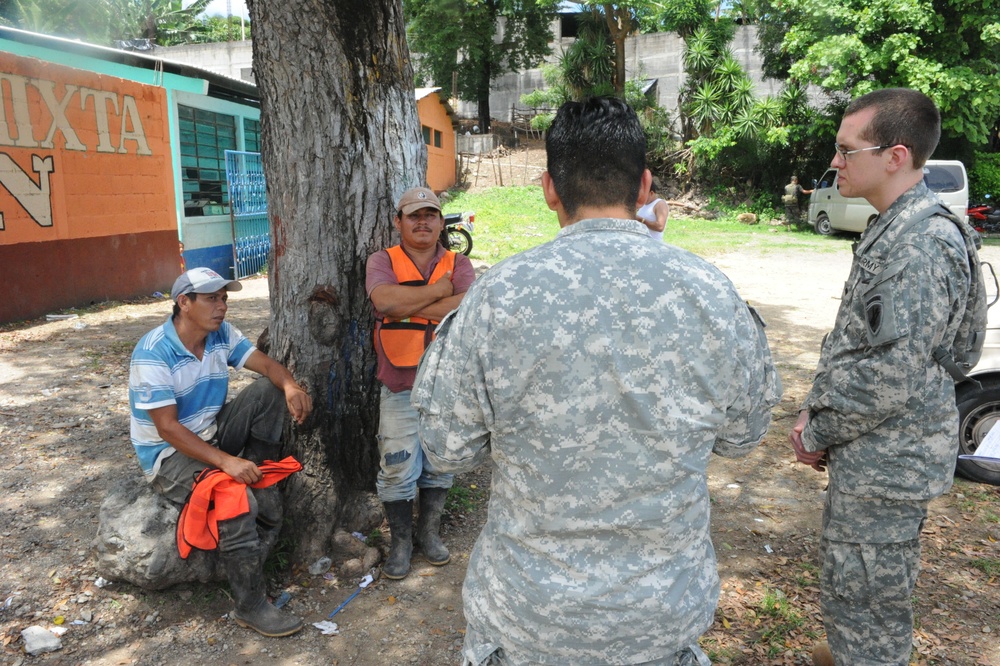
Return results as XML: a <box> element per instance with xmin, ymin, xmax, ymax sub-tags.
<box><xmin>412</xmin><ymin>218</ymin><xmax>781</xmax><ymax>665</ymax></box>
<box><xmin>801</xmin><ymin>181</ymin><xmax>974</xmax><ymax>502</ymax></box>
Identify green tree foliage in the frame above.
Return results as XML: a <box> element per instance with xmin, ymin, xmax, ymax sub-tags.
<box><xmin>198</xmin><ymin>14</ymin><xmax>249</xmax><ymax>43</ymax></box>
<box><xmin>970</xmin><ymin>152</ymin><xmax>1000</xmax><ymax>201</ymax></box>
<box><xmin>102</xmin><ymin>0</ymin><xmax>212</xmax><ymax>45</ymax></box>
<box><xmin>757</xmin><ymin>0</ymin><xmax>1000</xmax><ymax>148</ymax></box>
<box><xmin>576</xmin><ymin>1</ymin><xmax>665</xmax><ymax>95</ymax></box>
<box><xmin>403</xmin><ymin>0</ymin><xmax>558</xmax><ymax>133</ymax></box>
<box><xmin>1</xmin><ymin>0</ymin><xmax>235</xmax><ymax>47</ymax></box>
<box><xmin>1</xmin><ymin>0</ymin><xmax>101</xmax><ymax>39</ymax></box>
<box><xmin>560</xmin><ymin>9</ymin><xmax>614</xmax><ymax>99</ymax></box>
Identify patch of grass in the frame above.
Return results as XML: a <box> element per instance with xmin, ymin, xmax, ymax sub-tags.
<box><xmin>109</xmin><ymin>340</ymin><xmax>135</xmax><ymax>356</ymax></box>
<box><xmin>263</xmin><ymin>537</ymin><xmax>294</xmax><ymax>577</ymax></box>
<box><xmin>444</xmin><ymin>186</ymin><xmax>559</xmax><ymax>262</ymax></box>
<box><xmin>795</xmin><ymin>562</ymin><xmax>819</xmax><ymax>587</ymax></box>
<box><xmin>969</xmin><ymin>557</ymin><xmax>1000</xmax><ymax>577</ymax></box>
<box><xmin>751</xmin><ymin>588</ymin><xmax>807</xmax><ymax>656</ymax></box>
<box><xmin>443</xmin><ymin>185</ymin><xmax>856</xmax><ymax>265</ymax></box>
<box><xmin>952</xmin><ymin>482</ymin><xmax>1000</xmax><ymax>520</ymax></box>
<box><xmin>83</xmin><ymin>349</ymin><xmax>102</xmax><ymax>370</ymax></box>
<box><xmin>700</xmin><ymin>640</ymin><xmax>740</xmax><ymax>663</ymax></box>
<box><xmin>446</xmin><ymin>485</ymin><xmax>482</xmax><ymax>514</ymax></box>
<box><xmin>366</xmin><ymin>528</ymin><xmax>384</xmax><ymax>548</ymax></box>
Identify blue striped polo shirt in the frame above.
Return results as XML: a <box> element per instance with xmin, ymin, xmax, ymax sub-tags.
<box><xmin>129</xmin><ymin>316</ymin><xmax>255</xmax><ymax>477</ymax></box>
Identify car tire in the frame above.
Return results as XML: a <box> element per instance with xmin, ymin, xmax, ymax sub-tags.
<box><xmin>816</xmin><ymin>213</ymin><xmax>834</xmax><ymax>236</ymax></box>
<box><xmin>955</xmin><ymin>378</ymin><xmax>1000</xmax><ymax>485</ymax></box>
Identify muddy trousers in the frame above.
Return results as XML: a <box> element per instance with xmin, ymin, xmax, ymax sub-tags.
<box><xmin>819</xmin><ymin>537</ymin><xmax>921</xmax><ymax>666</ymax></box>
<box><xmin>151</xmin><ymin>377</ymin><xmax>287</xmax><ymax>553</ymax></box>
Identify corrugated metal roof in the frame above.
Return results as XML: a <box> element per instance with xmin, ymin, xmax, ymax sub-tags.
<box><xmin>0</xmin><ymin>26</ymin><xmax>259</xmax><ymax>106</ymax></box>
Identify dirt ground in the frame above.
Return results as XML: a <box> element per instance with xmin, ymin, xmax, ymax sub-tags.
<box><xmin>2</xmin><ymin>217</ymin><xmax>1000</xmax><ymax>664</ymax></box>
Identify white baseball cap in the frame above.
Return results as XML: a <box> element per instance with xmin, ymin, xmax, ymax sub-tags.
<box><xmin>170</xmin><ymin>267</ymin><xmax>242</xmax><ymax>302</ymax></box>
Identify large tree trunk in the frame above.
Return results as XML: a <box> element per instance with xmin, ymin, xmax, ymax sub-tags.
<box><xmin>602</xmin><ymin>4</ymin><xmax>632</xmax><ymax>97</ymax></box>
<box><xmin>247</xmin><ymin>0</ymin><xmax>425</xmax><ymax>561</ymax></box>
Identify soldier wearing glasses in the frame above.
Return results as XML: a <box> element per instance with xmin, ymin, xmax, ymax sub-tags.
<box><xmin>789</xmin><ymin>89</ymin><xmax>985</xmax><ymax>666</ymax></box>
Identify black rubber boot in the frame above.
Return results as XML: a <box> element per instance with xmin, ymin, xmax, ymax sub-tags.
<box><xmin>416</xmin><ymin>488</ymin><xmax>451</xmax><ymax>566</ymax></box>
<box><xmin>224</xmin><ymin>550</ymin><xmax>303</xmax><ymax>637</ymax></box>
<box><xmin>382</xmin><ymin>500</ymin><xmax>414</xmax><ymax>580</ymax></box>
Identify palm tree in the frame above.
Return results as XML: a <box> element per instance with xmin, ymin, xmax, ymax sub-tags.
<box><xmin>103</xmin><ymin>0</ymin><xmax>211</xmax><ymax>45</ymax></box>
<box><xmin>1</xmin><ymin>0</ymin><xmax>211</xmax><ymax>45</ymax></box>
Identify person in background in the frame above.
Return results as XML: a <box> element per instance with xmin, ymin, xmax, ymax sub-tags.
<box><xmin>366</xmin><ymin>187</ymin><xmax>476</xmax><ymax>580</ymax></box>
<box><xmin>789</xmin><ymin>88</ymin><xmax>986</xmax><ymax>666</ymax></box>
<box><xmin>782</xmin><ymin>175</ymin><xmax>813</xmax><ymax>228</ymax></box>
<box><xmin>636</xmin><ymin>175</ymin><xmax>670</xmax><ymax>241</ymax></box>
<box><xmin>129</xmin><ymin>267</ymin><xmax>312</xmax><ymax>637</ymax></box>
<box><xmin>412</xmin><ymin>96</ymin><xmax>781</xmax><ymax>666</ymax></box>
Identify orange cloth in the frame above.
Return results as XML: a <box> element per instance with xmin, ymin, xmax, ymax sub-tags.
<box><xmin>176</xmin><ymin>456</ymin><xmax>302</xmax><ymax>559</ymax></box>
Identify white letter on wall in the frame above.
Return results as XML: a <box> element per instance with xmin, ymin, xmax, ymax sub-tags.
<box><xmin>0</xmin><ymin>153</ymin><xmax>54</xmax><ymax>230</ymax></box>
<box><xmin>33</xmin><ymin>79</ymin><xmax>85</xmax><ymax>151</ymax></box>
<box><xmin>118</xmin><ymin>95</ymin><xmax>152</xmax><ymax>156</ymax></box>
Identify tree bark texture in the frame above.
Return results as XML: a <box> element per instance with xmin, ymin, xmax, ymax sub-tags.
<box><xmin>602</xmin><ymin>4</ymin><xmax>632</xmax><ymax>96</ymax></box>
<box><xmin>247</xmin><ymin>0</ymin><xmax>425</xmax><ymax>561</ymax></box>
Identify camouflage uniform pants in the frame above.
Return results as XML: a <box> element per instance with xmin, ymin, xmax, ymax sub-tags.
<box><xmin>461</xmin><ymin>624</ymin><xmax>711</xmax><ymax>666</ymax></box>
<box><xmin>784</xmin><ymin>202</ymin><xmax>801</xmax><ymax>226</ymax></box>
<box><xmin>820</xmin><ymin>533</ymin><xmax>922</xmax><ymax>665</ymax></box>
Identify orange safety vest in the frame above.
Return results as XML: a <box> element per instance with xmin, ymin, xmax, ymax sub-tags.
<box><xmin>375</xmin><ymin>245</ymin><xmax>456</xmax><ymax>369</ymax></box>
<box><xmin>175</xmin><ymin>456</ymin><xmax>302</xmax><ymax>559</ymax></box>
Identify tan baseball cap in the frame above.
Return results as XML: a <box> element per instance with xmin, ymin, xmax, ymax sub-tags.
<box><xmin>397</xmin><ymin>187</ymin><xmax>441</xmax><ymax>216</ymax></box>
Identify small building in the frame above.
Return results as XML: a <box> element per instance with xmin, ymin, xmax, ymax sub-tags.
<box><xmin>0</xmin><ymin>27</ymin><xmax>261</xmax><ymax>324</ymax></box>
<box><xmin>415</xmin><ymin>87</ymin><xmax>456</xmax><ymax>193</ymax></box>
<box><xmin>156</xmin><ymin>44</ymin><xmax>459</xmax><ymax>193</ymax></box>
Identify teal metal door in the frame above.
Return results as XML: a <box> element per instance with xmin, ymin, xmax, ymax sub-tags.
<box><xmin>225</xmin><ymin>150</ymin><xmax>270</xmax><ymax>279</ymax></box>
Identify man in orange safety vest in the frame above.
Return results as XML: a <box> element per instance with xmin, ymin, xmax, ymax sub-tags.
<box><xmin>366</xmin><ymin>187</ymin><xmax>476</xmax><ymax>579</ymax></box>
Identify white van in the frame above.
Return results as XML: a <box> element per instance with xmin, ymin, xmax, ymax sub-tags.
<box><xmin>807</xmin><ymin>160</ymin><xmax>969</xmax><ymax>235</ymax></box>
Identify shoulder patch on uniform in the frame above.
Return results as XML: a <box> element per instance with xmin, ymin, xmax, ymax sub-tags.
<box><xmin>865</xmin><ymin>294</ymin><xmax>883</xmax><ymax>336</ymax></box>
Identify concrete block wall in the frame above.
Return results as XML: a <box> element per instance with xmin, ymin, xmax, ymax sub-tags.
<box><xmin>456</xmin><ymin>26</ymin><xmax>779</xmax><ymax>122</ymax></box>
<box><xmin>156</xmin><ymin>27</ymin><xmax>781</xmax><ymax>129</ymax></box>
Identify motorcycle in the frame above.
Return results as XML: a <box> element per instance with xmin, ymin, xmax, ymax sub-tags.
<box><xmin>440</xmin><ymin>211</ymin><xmax>475</xmax><ymax>256</ymax></box>
<box><xmin>969</xmin><ymin>195</ymin><xmax>1000</xmax><ymax>233</ymax></box>
<box><xmin>969</xmin><ymin>194</ymin><xmax>995</xmax><ymax>223</ymax></box>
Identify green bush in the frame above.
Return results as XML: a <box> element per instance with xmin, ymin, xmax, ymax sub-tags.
<box><xmin>970</xmin><ymin>152</ymin><xmax>1000</xmax><ymax>202</ymax></box>
<box><xmin>530</xmin><ymin>113</ymin><xmax>554</xmax><ymax>132</ymax></box>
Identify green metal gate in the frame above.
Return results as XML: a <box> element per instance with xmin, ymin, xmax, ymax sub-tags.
<box><xmin>225</xmin><ymin>150</ymin><xmax>270</xmax><ymax>279</ymax></box>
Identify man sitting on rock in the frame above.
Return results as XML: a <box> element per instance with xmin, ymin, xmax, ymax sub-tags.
<box><xmin>128</xmin><ymin>267</ymin><xmax>312</xmax><ymax>637</ymax></box>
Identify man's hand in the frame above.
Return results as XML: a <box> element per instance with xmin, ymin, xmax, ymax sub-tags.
<box><xmin>434</xmin><ymin>271</ymin><xmax>454</xmax><ymax>299</ymax></box>
<box><xmin>285</xmin><ymin>384</ymin><xmax>313</xmax><ymax>425</ymax></box>
<box><xmin>219</xmin><ymin>455</ymin><xmax>262</xmax><ymax>485</ymax></box>
<box><xmin>790</xmin><ymin>410</ymin><xmax>827</xmax><ymax>472</ymax></box>
<box><xmin>245</xmin><ymin>350</ymin><xmax>313</xmax><ymax>425</ymax></box>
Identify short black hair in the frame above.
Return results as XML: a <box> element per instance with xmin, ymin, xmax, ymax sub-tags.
<box><xmin>546</xmin><ymin>97</ymin><xmax>646</xmax><ymax>218</ymax></box>
<box><xmin>171</xmin><ymin>292</ymin><xmax>197</xmax><ymax>320</ymax></box>
<box><xmin>845</xmin><ymin>88</ymin><xmax>940</xmax><ymax>168</ymax></box>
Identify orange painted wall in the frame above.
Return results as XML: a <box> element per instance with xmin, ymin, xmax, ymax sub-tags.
<box><xmin>0</xmin><ymin>53</ymin><xmax>179</xmax><ymax>323</ymax></box>
<box><xmin>417</xmin><ymin>93</ymin><xmax>455</xmax><ymax>193</ymax></box>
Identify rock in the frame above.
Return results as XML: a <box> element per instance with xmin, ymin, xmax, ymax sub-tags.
<box><xmin>329</xmin><ymin>529</ymin><xmax>382</xmax><ymax>579</ymax></box>
<box><xmin>20</xmin><ymin>625</ymin><xmax>62</xmax><ymax>655</ymax></box>
<box><xmin>737</xmin><ymin>212</ymin><xmax>758</xmax><ymax>225</ymax></box>
<box><xmin>94</xmin><ymin>475</ymin><xmax>278</xmax><ymax>590</ymax></box>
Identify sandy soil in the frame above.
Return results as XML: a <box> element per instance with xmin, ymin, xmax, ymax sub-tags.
<box><xmin>1</xmin><ymin>234</ymin><xmax>999</xmax><ymax>665</ymax></box>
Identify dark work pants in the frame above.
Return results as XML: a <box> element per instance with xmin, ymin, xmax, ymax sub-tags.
<box><xmin>151</xmin><ymin>377</ymin><xmax>287</xmax><ymax>553</ymax></box>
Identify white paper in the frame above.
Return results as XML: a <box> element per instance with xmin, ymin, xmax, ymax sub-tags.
<box><xmin>959</xmin><ymin>421</ymin><xmax>1000</xmax><ymax>462</ymax></box>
